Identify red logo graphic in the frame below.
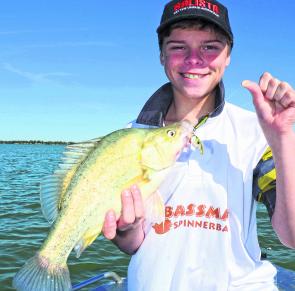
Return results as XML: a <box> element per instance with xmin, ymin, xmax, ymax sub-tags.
<box><xmin>173</xmin><ymin>0</ymin><xmax>220</xmax><ymax>16</ymax></box>
<box><xmin>153</xmin><ymin>219</ymin><xmax>172</xmax><ymax>234</ymax></box>
<box><xmin>152</xmin><ymin>203</ymin><xmax>229</xmax><ymax>235</ymax></box>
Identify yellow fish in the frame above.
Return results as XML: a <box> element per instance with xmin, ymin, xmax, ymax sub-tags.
<box><xmin>13</xmin><ymin>121</ymin><xmax>199</xmax><ymax>291</ymax></box>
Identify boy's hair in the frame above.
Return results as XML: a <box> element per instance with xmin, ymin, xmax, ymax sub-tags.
<box><xmin>158</xmin><ymin>19</ymin><xmax>233</xmax><ymax>53</ymax></box>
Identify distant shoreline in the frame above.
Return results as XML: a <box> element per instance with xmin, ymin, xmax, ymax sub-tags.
<box><xmin>0</xmin><ymin>140</ymin><xmax>74</xmax><ymax>145</ymax></box>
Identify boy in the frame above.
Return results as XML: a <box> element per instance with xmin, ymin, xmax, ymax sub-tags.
<box><xmin>103</xmin><ymin>0</ymin><xmax>295</xmax><ymax>290</ymax></box>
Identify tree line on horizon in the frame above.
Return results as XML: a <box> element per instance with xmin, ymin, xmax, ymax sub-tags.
<box><xmin>0</xmin><ymin>140</ymin><xmax>73</xmax><ymax>145</ymax></box>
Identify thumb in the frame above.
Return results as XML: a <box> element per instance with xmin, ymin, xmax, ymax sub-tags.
<box><xmin>242</xmin><ymin>80</ymin><xmax>263</xmax><ymax>99</ymax></box>
<box><xmin>242</xmin><ymin>80</ymin><xmax>265</xmax><ymax>112</ymax></box>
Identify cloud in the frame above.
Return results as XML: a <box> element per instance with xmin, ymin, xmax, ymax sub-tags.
<box><xmin>3</xmin><ymin>63</ymin><xmax>74</xmax><ymax>84</ymax></box>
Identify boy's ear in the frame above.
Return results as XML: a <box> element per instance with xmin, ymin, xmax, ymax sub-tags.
<box><xmin>226</xmin><ymin>54</ymin><xmax>231</xmax><ymax>67</ymax></box>
<box><xmin>160</xmin><ymin>52</ymin><xmax>165</xmax><ymax>65</ymax></box>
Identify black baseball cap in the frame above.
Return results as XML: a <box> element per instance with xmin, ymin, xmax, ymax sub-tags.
<box><xmin>157</xmin><ymin>0</ymin><xmax>233</xmax><ymax>47</ymax></box>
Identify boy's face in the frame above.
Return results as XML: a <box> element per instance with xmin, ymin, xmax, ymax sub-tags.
<box><xmin>160</xmin><ymin>27</ymin><xmax>230</xmax><ymax>102</ymax></box>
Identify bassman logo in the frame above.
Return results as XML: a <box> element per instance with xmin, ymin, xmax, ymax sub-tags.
<box><xmin>152</xmin><ymin>203</ymin><xmax>229</xmax><ymax>234</ymax></box>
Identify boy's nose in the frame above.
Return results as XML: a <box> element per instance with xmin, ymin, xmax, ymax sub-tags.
<box><xmin>185</xmin><ymin>49</ymin><xmax>204</xmax><ymax>66</ymax></box>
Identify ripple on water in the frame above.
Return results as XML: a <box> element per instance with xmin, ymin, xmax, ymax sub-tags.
<box><xmin>1</xmin><ymin>144</ymin><xmax>294</xmax><ymax>291</ymax></box>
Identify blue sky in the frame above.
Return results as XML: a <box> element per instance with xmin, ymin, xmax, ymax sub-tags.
<box><xmin>1</xmin><ymin>1</ymin><xmax>294</xmax><ymax>141</ymax></box>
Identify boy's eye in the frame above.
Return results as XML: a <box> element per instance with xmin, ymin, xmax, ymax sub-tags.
<box><xmin>169</xmin><ymin>45</ymin><xmax>185</xmax><ymax>51</ymax></box>
<box><xmin>202</xmin><ymin>45</ymin><xmax>219</xmax><ymax>51</ymax></box>
<box><xmin>174</xmin><ymin>46</ymin><xmax>184</xmax><ymax>50</ymax></box>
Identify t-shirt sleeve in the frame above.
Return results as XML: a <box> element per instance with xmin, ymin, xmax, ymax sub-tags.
<box><xmin>252</xmin><ymin>147</ymin><xmax>276</xmax><ymax>219</ymax></box>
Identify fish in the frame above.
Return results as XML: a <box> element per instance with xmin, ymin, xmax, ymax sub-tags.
<box><xmin>13</xmin><ymin>120</ymin><xmax>200</xmax><ymax>291</ymax></box>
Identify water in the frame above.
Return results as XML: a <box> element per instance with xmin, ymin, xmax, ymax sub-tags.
<box><xmin>0</xmin><ymin>144</ymin><xmax>294</xmax><ymax>291</ymax></box>
<box><xmin>0</xmin><ymin>144</ymin><xmax>130</xmax><ymax>291</ymax></box>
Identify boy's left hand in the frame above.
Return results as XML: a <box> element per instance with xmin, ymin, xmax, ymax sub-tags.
<box><xmin>242</xmin><ymin>72</ymin><xmax>295</xmax><ymax>145</ymax></box>
<box><xmin>244</xmin><ymin>73</ymin><xmax>295</xmax><ymax>248</ymax></box>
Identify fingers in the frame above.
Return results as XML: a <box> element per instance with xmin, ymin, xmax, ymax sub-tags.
<box><xmin>102</xmin><ymin>210</ymin><xmax>117</xmax><ymax>240</ymax></box>
<box><xmin>131</xmin><ymin>185</ymin><xmax>145</xmax><ymax>219</ymax></box>
<box><xmin>102</xmin><ymin>185</ymin><xmax>144</xmax><ymax>240</ymax></box>
<box><xmin>243</xmin><ymin>72</ymin><xmax>295</xmax><ymax>110</ymax></box>
<box><xmin>118</xmin><ymin>185</ymin><xmax>144</xmax><ymax>230</ymax></box>
<box><xmin>259</xmin><ymin>72</ymin><xmax>279</xmax><ymax>98</ymax></box>
<box><xmin>243</xmin><ymin>72</ymin><xmax>295</xmax><ymax>136</ymax></box>
<box><xmin>280</xmin><ymin>90</ymin><xmax>295</xmax><ymax>109</ymax></box>
<box><xmin>242</xmin><ymin>80</ymin><xmax>267</xmax><ymax>118</ymax></box>
<box><xmin>259</xmin><ymin>72</ymin><xmax>295</xmax><ymax>108</ymax></box>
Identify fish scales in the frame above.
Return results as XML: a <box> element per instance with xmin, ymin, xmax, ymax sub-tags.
<box><xmin>13</xmin><ymin>121</ymin><xmax>196</xmax><ymax>291</ymax></box>
<box><xmin>63</xmin><ymin>129</ymin><xmax>144</xmax><ymax>205</ymax></box>
<box><xmin>41</xmin><ymin>130</ymin><xmax>149</xmax><ymax>260</ymax></box>
<box><xmin>39</xmin><ymin>131</ymin><xmax>145</xmax><ymax>266</ymax></box>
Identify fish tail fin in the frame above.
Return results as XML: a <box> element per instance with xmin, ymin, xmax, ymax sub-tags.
<box><xmin>13</xmin><ymin>253</ymin><xmax>71</xmax><ymax>291</ymax></box>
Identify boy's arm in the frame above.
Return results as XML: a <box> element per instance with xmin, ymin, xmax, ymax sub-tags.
<box><xmin>270</xmin><ymin>132</ymin><xmax>295</xmax><ymax>248</ymax></box>
<box><xmin>102</xmin><ymin>185</ymin><xmax>145</xmax><ymax>255</ymax></box>
<box><xmin>243</xmin><ymin>72</ymin><xmax>295</xmax><ymax>248</ymax></box>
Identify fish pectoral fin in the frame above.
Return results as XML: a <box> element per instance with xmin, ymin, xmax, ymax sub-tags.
<box><xmin>144</xmin><ymin>190</ymin><xmax>165</xmax><ymax>224</ymax></box>
<box><xmin>121</xmin><ymin>174</ymin><xmax>148</xmax><ymax>190</ymax></box>
<box><xmin>74</xmin><ymin>228</ymin><xmax>100</xmax><ymax>258</ymax></box>
<box><xmin>40</xmin><ymin>175</ymin><xmax>63</xmax><ymax>225</ymax></box>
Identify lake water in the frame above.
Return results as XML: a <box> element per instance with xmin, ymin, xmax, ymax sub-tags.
<box><xmin>0</xmin><ymin>144</ymin><xmax>294</xmax><ymax>291</ymax></box>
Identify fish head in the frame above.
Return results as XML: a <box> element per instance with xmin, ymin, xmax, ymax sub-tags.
<box><xmin>141</xmin><ymin>120</ymin><xmax>193</xmax><ymax>170</ymax></box>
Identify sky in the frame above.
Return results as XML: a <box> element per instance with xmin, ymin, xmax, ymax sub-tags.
<box><xmin>0</xmin><ymin>0</ymin><xmax>294</xmax><ymax>142</ymax></box>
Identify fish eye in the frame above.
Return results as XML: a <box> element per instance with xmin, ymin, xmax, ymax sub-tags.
<box><xmin>167</xmin><ymin>130</ymin><xmax>176</xmax><ymax>137</ymax></box>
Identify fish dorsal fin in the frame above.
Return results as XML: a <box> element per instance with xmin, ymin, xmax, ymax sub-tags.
<box><xmin>40</xmin><ymin>139</ymin><xmax>102</xmax><ymax>224</ymax></box>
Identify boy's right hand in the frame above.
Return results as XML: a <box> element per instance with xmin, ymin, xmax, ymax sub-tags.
<box><xmin>102</xmin><ymin>185</ymin><xmax>145</xmax><ymax>254</ymax></box>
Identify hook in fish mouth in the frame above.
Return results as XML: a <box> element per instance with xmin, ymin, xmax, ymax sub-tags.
<box><xmin>179</xmin><ymin>119</ymin><xmax>204</xmax><ymax>155</ymax></box>
<box><xmin>180</xmin><ymin>120</ymin><xmax>194</xmax><ymax>143</ymax></box>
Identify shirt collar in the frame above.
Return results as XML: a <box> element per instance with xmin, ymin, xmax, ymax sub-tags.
<box><xmin>136</xmin><ymin>81</ymin><xmax>225</xmax><ymax>127</ymax></box>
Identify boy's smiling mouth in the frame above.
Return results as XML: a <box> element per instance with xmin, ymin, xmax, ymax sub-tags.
<box><xmin>181</xmin><ymin>73</ymin><xmax>209</xmax><ymax>79</ymax></box>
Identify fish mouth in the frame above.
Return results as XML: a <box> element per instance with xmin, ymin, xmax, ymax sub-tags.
<box><xmin>174</xmin><ymin>122</ymin><xmax>193</xmax><ymax>160</ymax></box>
<box><xmin>175</xmin><ymin>135</ymin><xmax>191</xmax><ymax>160</ymax></box>
<box><xmin>180</xmin><ymin>120</ymin><xmax>194</xmax><ymax>147</ymax></box>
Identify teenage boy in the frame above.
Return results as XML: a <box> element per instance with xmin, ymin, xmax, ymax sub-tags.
<box><xmin>103</xmin><ymin>0</ymin><xmax>295</xmax><ymax>290</ymax></box>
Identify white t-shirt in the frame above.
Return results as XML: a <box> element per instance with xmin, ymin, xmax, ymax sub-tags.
<box><xmin>127</xmin><ymin>102</ymin><xmax>278</xmax><ymax>291</ymax></box>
